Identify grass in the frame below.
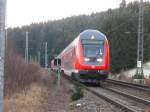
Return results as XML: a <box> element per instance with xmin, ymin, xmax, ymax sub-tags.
<box><xmin>4</xmin><ymin>83</ymin><xmax>44</xmax><ymax>112</ymax></box>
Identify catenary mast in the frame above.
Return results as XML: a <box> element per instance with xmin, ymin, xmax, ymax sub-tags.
<box><xmin>0</xmin><ymin>0</ymin><xmax>6</xmax><ymax>111</ymax></box>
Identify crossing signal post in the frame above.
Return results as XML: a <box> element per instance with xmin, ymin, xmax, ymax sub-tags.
<box><xmin>54</xmin><ymin>58</ymin><xmax>61</xmax><ymax>89</ymax></box>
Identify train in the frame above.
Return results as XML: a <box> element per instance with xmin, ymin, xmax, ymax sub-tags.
<box><xmin>51</xmin><ymin>29</ymin><xmax>110</xmax><ymax>83</ymax></box>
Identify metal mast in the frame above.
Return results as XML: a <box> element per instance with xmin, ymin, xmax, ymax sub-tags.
<box><xmin>25</xmin><ymin>31</ymin><xmax>29</xmax><ymax>63</ymax></box>
<box><xmin>135</xmin><ymin>0</ymin><xmax>144</xmax><ymax>79</ymax></box>
<box><xmin>0</xmin><ymin>0</ymin><xmax>6</xmax><ymax>111</ymax></box>
<box><xmin>45</xmin><ymin>42</ymin><xmax>48</xmax><ymax>68</ymax></box>
<box><xmin>38</xmin><ymin>51</ymin><xmax>40</xmax><ymax>65</ymax></box>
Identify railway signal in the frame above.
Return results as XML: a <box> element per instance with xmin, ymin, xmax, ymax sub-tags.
<box><xmin>54</xmin><ymin>58</ymin><xmax>61</xmax><ymax>89</ymax></box>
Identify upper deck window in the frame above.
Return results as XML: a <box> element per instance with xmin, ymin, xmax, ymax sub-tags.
<box><xmin>81</xmin><ymin>39</ymin><xmax>104</xmax><ymax>45</ymax></box>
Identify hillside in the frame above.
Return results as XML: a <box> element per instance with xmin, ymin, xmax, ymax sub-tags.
<box><xmin>7</xmin><ymin>1</ymin><xmax>150</xmax><ymax>73</ymax></box>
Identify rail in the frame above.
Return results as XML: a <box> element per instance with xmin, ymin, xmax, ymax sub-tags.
<box><xmin>105</xmin><ymin>79</ymin><xmax>150</xmax><ymax>92</ymax></box>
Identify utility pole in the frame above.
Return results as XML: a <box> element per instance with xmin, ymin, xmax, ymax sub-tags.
<box><xmin>5</xmin><ymin>29</ymin><xmax>7</xmax><ymax>49</ymax></box>
<box><xmin>135</xmin><ymin>0</ymin><xmax>144</xmax><ymax>83</ymax></box>
<box><xmin>25</xmin><ymin>32</ymin><xmax>29</xmax><ymax>63</ymax></box>
<box><xmin>0</xmin><ymin>0</ymin><xmax>6</xmax><ymax>111</ymax></box>
<box><xmin>45</xmin><ymin>42</ymin><xmax>48</xmax><ymax>68</ymax></box>
<box><xmin>29</xmin><ymin>55</ymin><xmax>32</xmax><ymax>62</ymax></box>
<box><xmin>38</xmin><ymin>51</ymin><xmax>40</xmax><ymax>65</ymax></box>
<box><xmin>34</xmin><ymin>56</ymin><xmax>37</xmax><ymax>63</ymax></box>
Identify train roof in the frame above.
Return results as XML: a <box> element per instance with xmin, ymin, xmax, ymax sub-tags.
<box><xmin>79</xmin><ymin>29</ymin><xmax>106</xmax><ymax>40</ymax></box>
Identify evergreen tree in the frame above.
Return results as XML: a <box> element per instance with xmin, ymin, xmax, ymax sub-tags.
<box><xmin>120</xmin><ymin>0</ymin><xmax>126</xmax><ymax>8</ymax></box>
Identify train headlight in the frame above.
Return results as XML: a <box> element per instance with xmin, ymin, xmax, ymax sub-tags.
<box><xmin>97</xmin><ymin>58</ymin><xmax>103</xmax><ymax>62</ymax></box>
<box><xmin>74</xmin><ymin>69</ymin><xmax>79</xmax><ymax>73</ymax></box>
<box><xmin>84</xmin><ymin>58</ymin><xmax>90</xmax><ymax>62</ymax></box>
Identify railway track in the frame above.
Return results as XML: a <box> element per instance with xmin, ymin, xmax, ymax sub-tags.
<box><xmin>102</xmin><ymin>86</ymin><xmax>150</xmax><ymax>106</ymax></box>
<box><xmin>88</xmin><ymin>87</ymin><xmax>149</xmax><ymax>112</ymax></box>
<box><xmin>63</xmin><ymin>74</ymin><xmax>150</xmax><ymax>112</ymax></box>
<box><xmin>105</xmin><ymin>79</ymin><xmax>150</xmax><ymax>92</ymax></box>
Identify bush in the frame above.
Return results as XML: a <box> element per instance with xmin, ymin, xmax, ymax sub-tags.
<box><xmin>4</xmin><ymin>40</ymin><xmax>41</xmax><ymax>97</ymax></box>
<box><xmin>71</xmin><ymin>84</ymin><xmax>84</xmax><ymax>101</ymax></box>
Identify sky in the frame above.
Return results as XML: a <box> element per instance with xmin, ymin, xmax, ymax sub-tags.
<box><xmin>7</xmin><ymin>0</ymin><xmax>143</xmax><ymax>28</ymax></box>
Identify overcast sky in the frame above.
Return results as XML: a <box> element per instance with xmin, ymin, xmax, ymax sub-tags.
<box><xmin>7</xmin><ymin>0</ymin><xmax>143</xmax><ymax>28</ymax></box>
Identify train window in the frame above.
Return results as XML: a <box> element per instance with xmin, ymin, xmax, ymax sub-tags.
<box><xmin>54</xmin><ymin>59</ymin><xmax>57</xmax><ymax>66</ymax></box>
<box><xmin>81</xmin><ymin>39</ymin><xmax>104</xmax><ymax>45</ymax></box>
<box><xmin>54</xmin><ymin>58</ymin><xmax>61</xmax><ymax>66</ymax></box>
<box><xmin>58</xmin><ymin>59</ymin><xmax>61</xmax><ymax>66</ymax></box>
<box><xmin>73</xmin><ymin>48</ymin><xmax>76</xmax><ymax>56</ymax></box>
<box><xmin>83</xmin><ymin>44</ymin><xmax>104</xmax><ymax>58</ymax></box>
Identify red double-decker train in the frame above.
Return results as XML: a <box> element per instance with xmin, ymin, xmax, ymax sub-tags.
<box><xmin>51</xmin><ymin>29</ymin><xmax>109</xmax><ymax>83</ymax></box>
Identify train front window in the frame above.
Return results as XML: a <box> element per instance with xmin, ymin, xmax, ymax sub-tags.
<box><xmin>81</xmin><ymin>40</ymin><xmax>104</xmax><ymax>58</ymax></box>
<box><xmin>83</xmin><ymin>45</ymin><xmax>104</xmax><ymax>58</ymax></box>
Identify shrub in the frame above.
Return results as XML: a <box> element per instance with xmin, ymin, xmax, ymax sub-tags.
<box><xmin>71</xmin><ymin>84</ymin><xmax>84</xmax><ymax>101</ymax></box>
<box><xmin>4</xmin><ymin>40</ymin><xmax>41</xmax><ymax>97</ymax></box>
